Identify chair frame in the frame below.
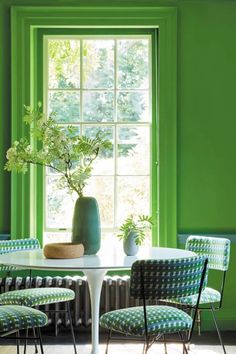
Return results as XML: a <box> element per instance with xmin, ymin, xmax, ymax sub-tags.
<box><xmin>0</xmin><ymin>328</ymin><xmax>44</xmax><ymax>354</ymax></box>
<box><xmin>0</xmin><ymin>239</ymin><xmax>77</xmax><ymax>354</ymax></box>
<box><xmin>195</xmin><ymin>269</ymin><xmax>226</xmax><ymax>333</ymax></box>
<box><xmin>104</xmin><ymin>257</ymin><xmax>208</xmax><ymax>354</ymax></box>
<box><xmin>27</xmin><ymin>268</ymin><xmax>77</xmax><ymax>353</ymax></box>
<box><xmin>184</xmin><ymin>236</ymin><xmax>230</xmax><ymax>354</ymax></box>
<box><xmin>140</xmin><ymin>259</ymin><xmax>208</xmax><ymax>354</ymax></box>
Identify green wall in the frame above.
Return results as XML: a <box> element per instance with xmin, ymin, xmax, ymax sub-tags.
<box><xmin>1</xmin><ymin>0</ymin><xmax>236</xmax><ymax>330</ymax></box>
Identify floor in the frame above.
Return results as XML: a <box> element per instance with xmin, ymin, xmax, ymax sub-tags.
<box><xmin>0</xmin><ymin>330</ymin><xmax>235</xmax><ymax>354</ymax></box>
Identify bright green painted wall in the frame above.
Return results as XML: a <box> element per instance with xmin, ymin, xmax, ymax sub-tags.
<box><xmin>1</xmin><ymin>0</ymin><xmax>236</xmax><ymax>236</ymax></box>
<box><xmin>0</xmin><ymin>1</ymin><xmax>11</xmax><ymax>234</ymax></box>
<box><xmin>1</xmin><ymin>0</ymin><xmax>236</xmax><ymax>330</ymax></box>
<box><xmin>177</xmin><ymin>1</ymin><xmax>236</xmax><ymax>233</ymax></box>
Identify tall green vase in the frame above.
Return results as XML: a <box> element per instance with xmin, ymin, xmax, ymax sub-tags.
<box><xmin>72</xmin><ymin>196</ymin><xmax>101</xmax><ymax>255</ymax></box>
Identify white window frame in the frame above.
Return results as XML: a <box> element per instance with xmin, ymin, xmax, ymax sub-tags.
<box><xmin>43</xmin><ymin>34</ymin><xmax>152</xmax><ymax>242</ymax></box>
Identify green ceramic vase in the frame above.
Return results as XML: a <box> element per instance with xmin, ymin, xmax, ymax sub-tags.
<box><xmin>72</xmin><ymin>196</ymin><xmax>101</xmax><ymax>255</ymax></box>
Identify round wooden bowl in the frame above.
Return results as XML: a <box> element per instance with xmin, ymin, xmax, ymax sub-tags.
<box><xmin>43</xmin><ymin>242</ymin><xmax>84</xmax><ymax>259</ymax></box>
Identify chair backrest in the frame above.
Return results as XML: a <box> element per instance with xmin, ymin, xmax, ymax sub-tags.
<box><xmin>130</xmin><ymin>256</ymin><xmax>207</xmax><ymax>301</ymax></box>
<box><xmin>0</xmin><ymin>238</ymin><xmax>40</xmax><ymax>272</ymax></box>
<box><xmin>0</xmin><ymin>238</ymin><xmax>40</xmax><ymax>255</ymax></box>
<box><xmin>186</xmin><ymin>236</ymin><xmax>230</xmax><ymax>271</ymax></box>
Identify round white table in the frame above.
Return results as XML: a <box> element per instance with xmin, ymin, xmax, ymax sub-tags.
<box><xmin>0</xmin><ymin>246</ymin><xmax>195</xmax><ymax>354</ymax></box>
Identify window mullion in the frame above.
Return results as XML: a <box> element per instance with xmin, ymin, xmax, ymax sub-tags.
<box><xmin>114</xmin><ymin>38</ymin><xmax>118</xmax><ymax>229</ymax></box>
<box><xmin>80</xmin><ymin>39</ymin><xmax>83</xmax><ymax>134</ymax></box>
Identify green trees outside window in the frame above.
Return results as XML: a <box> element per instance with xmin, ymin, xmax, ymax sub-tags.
<box><xmin>44</xmin><ymin>36</ymin><xmax>152</xmax><ymax>245</ymax></box>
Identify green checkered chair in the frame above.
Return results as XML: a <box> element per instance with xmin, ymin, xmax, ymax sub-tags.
<box><xmin>173</xmin><ymin>236</ymin><xmax>230</xmax><ymax>354</ymax></box>
<box><xmin>100</xmin><ymin>256</ymin><xmax>208</xmax><ymax>354</ymax></box>
<box><xmin>0</xmin><ymin>238</ymin><xmax>40</xmax><ymax>274</ymax></box>
<box><xmin>0</xmin><ymin>305</ymin><xmax>48</xmax><ymax>353</ymax></box>
<box><xmin>0</xmin><ymin>238</ymin><xmax>77</xmax><ymax>353</ymax></box>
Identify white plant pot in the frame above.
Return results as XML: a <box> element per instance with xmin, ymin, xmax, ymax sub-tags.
<box><xmin>123</xmin><ymin>232</ymin><xmax>139</xmax><ymax>256</ymax></box>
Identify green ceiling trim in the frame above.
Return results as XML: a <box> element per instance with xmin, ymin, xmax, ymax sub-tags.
<box><xmin>11</xmin><ymin>5</ymin><xmax>177</xmax><ymax>247</ymax></box>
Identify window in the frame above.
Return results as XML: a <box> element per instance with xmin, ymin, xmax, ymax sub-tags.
<box><xmin>43</xmin><ymin>35</ymin><xmax>153</xmax><ymax>245</ymax></box>
<box><xmin>11</xmin><ymin>7</ymin><xmax>177</xmax><ymax>247</ymax></box>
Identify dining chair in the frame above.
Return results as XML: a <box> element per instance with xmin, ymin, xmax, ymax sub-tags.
<box><xmin>173</xmin><ymin>235</ymin><xmax>230</xmax><ymax>354</ymax></box>
<box><xmin>99</xmin><ymin>255</ymin><xmax>208</xmax><ymax>354</ymax></box>
<box><xmin>0</xmin><ymin>238</ymin><xmax>77</xmax><ymax>354</ymax></box>
<box><xmin>0</xmin><ymin>304</ymin><xmax>48</xmax><ymax>354</ymax></box>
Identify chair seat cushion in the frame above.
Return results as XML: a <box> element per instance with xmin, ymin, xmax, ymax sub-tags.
<box><xmin>99</xmin><ymin>305</ymin><xmax>192</xmax><ymax>336</ymax></box>
<box><xmin>0</xmin><ymin>305</ymin><xmax>48</xmax><ymax>333</ymax></box>
<box><xmin>174</xmin><ymin>287</ymin><xmax>221</xmax><ymax>306</ymax></box>
<box><xmin>0</xmin><ymin>288</ymin><xmax>75</xmax><ymax>306</ymax></box>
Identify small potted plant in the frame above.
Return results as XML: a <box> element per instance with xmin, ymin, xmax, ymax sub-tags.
<box><xmin>117</xmin><ymin>215</ymin><xmax>154</xmax><ymax>256</ymax></box>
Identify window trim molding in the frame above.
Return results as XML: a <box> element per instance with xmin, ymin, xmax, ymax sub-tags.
<box><xmin>11</xmin><ymin>6</ymin><xmax>177</xmax><ymax>247</ymax></box>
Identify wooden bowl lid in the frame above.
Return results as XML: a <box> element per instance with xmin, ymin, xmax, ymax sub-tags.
<box><xmin>43</xmin><ymin>242</ymin><xmax>84</xmax><ymax>259</ymax></box>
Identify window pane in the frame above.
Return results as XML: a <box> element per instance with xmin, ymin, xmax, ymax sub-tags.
<box><xmin>45</xmin><ymin>125</ymin><xmax>80</xmax><ymax>176</ymax></box>
<box><xmin>84</xmin><ymin>177</ymin><xmax>114</xmax><ymax>227</ymax></box>
<box><xmin>48</xmin><ymin>91</ymin><xmax>80</xmax><ymax>123</ymax></box>
<box><xmin>116</xmin><ymin>176</ymin><xmax>150</xmax><ymax>225</ymax></box>
<box><xmin>46</xmin><ymin>176</ymin><xmax>76</xmax><ymax>229</ymax></box>
<box><xmin>83</xmin><ymin>126</ymin><xmax>114</xmax><ymax>175</ymax></box>
<box><xmin>44</xmin><ymin>232</ymin><xmax>72</xmax><ymax>245</ymax></box>
<box><xmin>44</xmin><ymin>35</ymin><xmax>152</xmax><ymax>244</ymax></box>
<box><xmin>117</xmin><ymin>39</ymin><xmax>149</xmax><ymax>89</ymax></box>
<box><xmin>117</xmin><ymin>91</ymin><xmax>149</xmax><ymax>122</ymax></box>
<box><xmin>83</xmin><ymin>91</ymin><xmax>114</xmax><ymax>122</ymax></box>
<box><xmin>48</xmin><ymin>39</ymin><xmax>80</xmax><ymax>89</ymax></box>
<box><xmin>83</xmin><ymin>40</ymin><xmax>114</xmax><ymax>89</ymax></box>
<box><xmin>117</xmin><ymin>126</ymin><xmax>150</xmax><ymax>175</ymax></box>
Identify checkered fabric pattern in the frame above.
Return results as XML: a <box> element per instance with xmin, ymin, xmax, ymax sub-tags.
<box><xmin>100</xmin><ymin>256</ymin><xmax>207</xmax><ymax>337</ymax></box>
<box><xmin>0</xmin><ymin>238</ymin><xmax>40</xmax><ymax>272</ymax></box>
<box><xmin>174</xmin><ymin>287</ymin><xmax>221</xmax><ymax>306</ymax></box>
<box><xmin>0</xmin><ymin>305</ymin><xmax>48</xmax><ymax>333</ymax></box>
<box><xmin>171</xmin><ymin>236</ymin><xmax>231</xmax><ymax>306</ymax></box>
<box><xmin>0</xmin><ymin>238</ymin><xmax>75</xmax><ymax>309</ymax></box>
<box><xmin>130</xmin><ymin>256</ymin><xmax>207</xmax><ymax>300</ymax></box>
<box><xmin>100</xmin><ymin>305</ymin><xmax>192</xmax><ymax>336</ymax></box>
<box><xmin>0</xmin><ymin>288</ymin><xmax>75</xmax><ymax>306</ymax></box>
<box><xmin>186</xmin><ymin>236</ymin><xmax>230</xmax><ymax>271</ymax></box>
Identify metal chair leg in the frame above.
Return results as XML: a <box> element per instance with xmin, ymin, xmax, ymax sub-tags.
<box><xmin>24</xmin><ymin>327</ymin><xmax>38</xmax><ymax>354</ymax></box>
<box><xmin>24</xmin><ymin>328</ymin><xmax>28</xmax><ymax>354</ymax></box>
<box><xmin>32</xmin><ymin>327</ymin><xmax>39</xmax><ymax>353</ymax></box>
<box><xmin>37</xmin><ymin>327</ymin><xmax>44</xmax><ymax>354</ymax></box>
<box><xmin>183</xmin><ymin>342</ymin><xmax>188</xmax><ymax>354</ymax></box>
<box><xmin>66</xmin><ymin>301</ymin><xmax>77</xmax><ymax>354</ymax></box>
<box><xmin>142</xmin><ymin>343</ymin><xmax>147</xmax><ymax>354</ymax></box>
<box><xmin>144</xmin><ymin>343</ymin><xmax>149</xmax><ymax>354</ymax></box>
<box><xmin>105</xmin><ymin>330</ymin><xmax>111</xmax><ymax>354</ymax></box>
<box><xmin>142</xmin><ymin>336</ymin><xmax>149</xmax><ymax>354</ymax></box>
<box><xmin>16</xmin><ymin>331</ymin><xmax>20</xmax><ymax>354</ymax></box>
<box><xmin>210</xmin><ymin>304</ymin><xmax>226</xmax><ymax>354</ymax></box>
<box><xmin>163</xmin><ymin>334</ymin><xmax>167</xmax><ymax>354</ymax></box>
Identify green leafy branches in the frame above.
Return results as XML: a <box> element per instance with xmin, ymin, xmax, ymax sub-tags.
<box><xmin>5</xmin><ymin>103</ymin><xmax>111</xmax><ymax>198</ymax></box>
<box><xmin>117</xmin><ymin>214</ymin><xmax>154</xmax><ymax>246</ymax></box>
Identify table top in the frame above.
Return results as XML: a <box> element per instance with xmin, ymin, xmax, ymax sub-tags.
<box><xmin>0</xmin><ymin>247</ymin><xmax>195</xmax><ymax>271</ymax></box>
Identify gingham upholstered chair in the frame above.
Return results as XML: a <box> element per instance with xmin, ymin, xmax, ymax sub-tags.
<box><xmin>0</xmin><ymin>238</ymin><xmax>77</xmax><ymax>353</ymax></box>
<box><xmin>173</xmin><ymin>235</ymin><xmax>230</xmax><ymax>354</ymax></box>
<box><xmin>100</xmin><ymin>256</ymin><xmax>208</xmax><ymax>354</ymax></box>
<box><xmin>0</xmin><ymin>305</ymin><xmax>48</xmax><ymax>353</ymax></box>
